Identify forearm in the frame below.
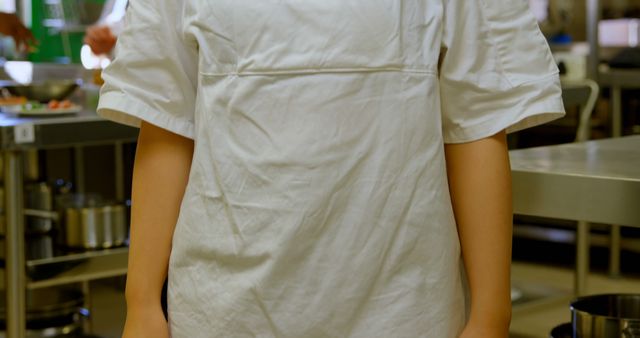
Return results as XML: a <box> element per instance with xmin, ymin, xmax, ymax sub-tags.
<box><xmin>444</xmin><ymin>131</ymin><xmax>513</xmax><ymax>333</ymax></box>
<box><xmin>126</xmin><ymin>121</ymin><xmax>194</xmax><ymax>310</ymax></box>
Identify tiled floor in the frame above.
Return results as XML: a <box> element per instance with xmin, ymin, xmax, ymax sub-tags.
<box><xmin>85</xmin><ymin>262</ymin><xmax>640</xmax><ymax>338</ymax></box>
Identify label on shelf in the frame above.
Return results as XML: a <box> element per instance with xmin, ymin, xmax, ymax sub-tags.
<box><xmin>15</xmin><ymin>123</ymin><xmax>35</xmax><ymax>144</ymax></box>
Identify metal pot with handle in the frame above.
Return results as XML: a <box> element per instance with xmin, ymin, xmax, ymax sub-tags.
<box><xmin>571</xmin><ymin>294</ymin><xmax>640</xmax><ymax>338</ymax></box>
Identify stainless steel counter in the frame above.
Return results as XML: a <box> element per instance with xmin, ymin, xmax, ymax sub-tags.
<box><xmin>1</xmin><ymin>111</ymin><xmax>137</xmax><ymax>338</ymax></box>
<box><xmin>511</xmin><ymin>135</ymin><xmax>640</xmax><ymax>227</ymax></box>
<box><xmin>0</xmin><ymin>110</ymin><xmax>138</xmax><ymax>150</ymax></box>
<box><xmin>599</xmin><ymin>68</ymin><xmax>640</xmax><ymax>88</ymax></box>
<box><xmin>598</xmin><ymin>68</ymin><xmax>640</xmax><ymax>137</ymax></box>
<box><xmin>510</xmin><ymin>135</ymin><xmax>640</xmax><ymax>295</ymax></box>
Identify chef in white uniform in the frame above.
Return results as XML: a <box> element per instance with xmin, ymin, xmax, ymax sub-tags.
<box><xmin>98</xmin><ymin>0</ymin><xmax>565</xmax><ymax>337</ymax></box>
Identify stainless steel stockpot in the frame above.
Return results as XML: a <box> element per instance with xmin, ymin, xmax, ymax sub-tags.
<box><xmin>571</xmin><ymin>294</ymin><xmax>640</xmax><ymax>338</ymax></box>
<box><xmin>63</xmin><ymin>202</ymin><xmax>127</xmax><ymax>249</ymax></box>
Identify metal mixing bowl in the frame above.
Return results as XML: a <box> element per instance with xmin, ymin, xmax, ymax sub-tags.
<box><xmin>572</xmin><ymin>294</ymin><xmax>640</xmax><ymax>338</ymax></box>
<box><xmin>1</xmin><ymin>80</ymin><xmax>81</xmax><ymax>103</ymax></box>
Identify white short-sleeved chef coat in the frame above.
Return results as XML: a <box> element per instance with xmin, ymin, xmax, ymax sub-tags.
<box><xmin>98</xmin><ymin>0</ymin><xmax>565</xmax><ymax>336</ymax></box>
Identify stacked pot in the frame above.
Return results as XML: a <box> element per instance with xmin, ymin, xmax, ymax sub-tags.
<box><xmin>58</xmin><ymin>194</ymin><xmax>128</xmax><ymax>250</ymax></box>
<box><xmin>0</xmin><ymin>284</ymin><xmax>87</xmax><ymax>338</ymax></box>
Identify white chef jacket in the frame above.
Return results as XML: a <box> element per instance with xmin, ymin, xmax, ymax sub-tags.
<box><xmin>97</xmin><ymin>0</ymin><xmax>565</xmax><ymax>337</ymax></box>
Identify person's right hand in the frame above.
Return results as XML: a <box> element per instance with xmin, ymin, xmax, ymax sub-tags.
<box><xmin>122</xmin><ymin>306</ymin><xmax>169</xmax><ymax>338</ymax></box>
<box><xmin>0</xmin><ymin>12</ymin><xmax>36</xmax><ymax>52</ymax></box>
<box><xmin>84</xmin><ymin>25</ymin><xmax>117</xmax><ymax>55</ymax></box>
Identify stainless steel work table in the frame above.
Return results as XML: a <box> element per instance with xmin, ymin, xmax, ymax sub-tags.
<box><xmin>1</xmin><ymin>110</ymin><xmax>138</xmax><ymax>338</ymax></box>
<box><xmin>598</xmin><ymin>68</ymin><xmax>640</xmax><ymax>137</ymax></box>
<box><xmin>510</xmin><ymin>135</ymin><xmax>640</xmax><ymax>296</ymax></box>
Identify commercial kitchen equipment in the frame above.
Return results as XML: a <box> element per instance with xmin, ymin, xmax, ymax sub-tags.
<box><xmin>510</xmin><ymin>135</ymin><xmax>640</xmax><ymax>296</ymax></box>
<box><xmin>0</xmin><ymin>108</ymin><xmax>137</xmax><ymax>338</ymax></box>
<box><xmin>571</xmin><ymin>294</ymin><xmax>640</xmax><ymax>337</ymax></box>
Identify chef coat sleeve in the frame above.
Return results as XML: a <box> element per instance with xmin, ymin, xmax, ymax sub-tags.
<box><xmin>97</xmin><ymin>0</ymin><xmax>197</xmax><ymax>139</ymax></box>
<box><xmin>439</xmin><ymin>0</ymin><xmax>566</xmax><ymax>144</ymax></box>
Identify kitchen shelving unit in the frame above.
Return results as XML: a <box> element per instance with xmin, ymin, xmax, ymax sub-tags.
<box><xmin>1</xmin><ymin>109</ymin><xmax>137</xmax><ymax>338</ymax></box>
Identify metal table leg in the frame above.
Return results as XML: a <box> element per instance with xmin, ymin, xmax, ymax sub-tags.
<box><xmin>612</xmin><ymin>86</ymin><xmax>622</xmax><ymax>138</ymax></box>
<box><xmin>114</xmin><ymin>142</ymin><xmax>125</xmax><ymax>201</ymax></box>
<box><xmin>575</xmin><ymin>221</ymin><xmax>590</xmax><ymax>296</ymax></box>
<box><xmin>73</xmin><ymin>146</ymin><xmax>85</xmax><ymax>194</ymax></box>
<box><xmin>609</xmin><ymin>87</ymin><xmax>623</xmax><ymax>279</ymax></box>
<box><xmin>82</xmin><ymin>281</ymin><xmax>92</xmax><ymax>334</ymax></box>
<box><xmin>4</xmin><ymin>150</ymin><xmax>26</xmax><ymax>338</ymax></box>
<box><xmin>609</xmin><ymin>225</ymin><xmax>622</xmax><ymax>278</ymax></box>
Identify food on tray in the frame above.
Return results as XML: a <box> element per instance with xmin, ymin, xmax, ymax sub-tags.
<box><xmin>0</xmin><ymin>95</ymin><xmax>27</xmax><ymax>106</ymax></box>
<box><xmin>47</xmin><ymin>100</ymin><xmax>73</xmax><ymax>109</ymax></box>
<box><xmin>22</xmin><ymin>101</ymin><xmax>45</xmax><ymax>110</ymax></box>
<box><xmin>0</xmin><ymin>99</ymin><xmax>80</xmax><ymax>116</ymax></box>
<box><xmin>23</xmin><ymin>99</ymin><xmax>76</xmax><ymax>111</ymax></box>
<box><xmin>0</xmin><ymin>96</ymin><xmax>81</xmax><ymax>115</ymax></box>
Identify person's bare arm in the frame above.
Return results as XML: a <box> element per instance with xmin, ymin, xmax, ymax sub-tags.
<box><xmin>123</xmin><ymin>121</ymin><xmax>194</xmax><ymax>338</ymax></box>
<box><xmin>444</xmin><ymin>131</ymin><xmax>512</xmax><ymax>338</ymax></box>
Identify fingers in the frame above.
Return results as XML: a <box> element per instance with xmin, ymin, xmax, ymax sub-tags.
<box><xmin>86</xmin><ymin>36</ymin><xmax>117</xmax><ymax>55</ymax></box>
<box><xmin>86</xmin><ymin>25</ymin><xmax>115</xmax><ymax>42</ymax></box>
<box><xmin>85</xmin><ymin>25</ymin><xmax>117</xmax><ymax>54</ymax></box>
<box><xmin>12</xmin><ymin>28</ymin><xmax>36</xmax><ymax>53</ymax></box>
<box><xmin>23</xmin><ymin>26</ymin><xmax>36</xmax><ymax>45</ymax></box>
<box><xmin>1</xmin><ymin>13</ymin><xmax>36</xmax><ymax>53</ymax></box>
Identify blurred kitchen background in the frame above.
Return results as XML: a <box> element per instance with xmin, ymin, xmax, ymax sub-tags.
<box><xmin>0</xmin><ymin>0</ymin><xmax>639</xmax><ymax>337</ymax></box>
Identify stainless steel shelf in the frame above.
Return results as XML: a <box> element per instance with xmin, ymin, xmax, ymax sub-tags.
<box><xmin>27</xmin><ymin>246</ymin><xmax>128</xmax><ymax>267</ymax></box>
<box><xmin>599</xmin><ymin>67</ymin><xmax>640</xmax><ymax>88</ymax></box>
<box><xmin>514</xmin><ymin>224</ymin><xmax>640</xmax><ymax>252</ymax></box>
<box><xmin>27</xmin><ymin>247</ymin><xmax>128</xmax><ymax>289</ymax></box>
<box><xmin>43</xmin><ymin>23</ymin><xmax>91</xmax><ymax>34</ymax></box>
<box><xmin>0</xmin><ymin>110</ymin><xmax>139</xmax><ymax>150</ymax></box>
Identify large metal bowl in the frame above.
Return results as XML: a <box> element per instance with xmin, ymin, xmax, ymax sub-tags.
<box><xmin>2</xmin><ymin>80</ymin><xmax>81</xmax><ymax>103</ymax></box>
<box><xmin>571</xmin><ymin>294</ymin><xmax>640</xmax><ymax>338</ymax></box>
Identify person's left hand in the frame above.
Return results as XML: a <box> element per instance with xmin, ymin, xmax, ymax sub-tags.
<box><xmin>0</xmin><ymin>12</ymin><xmax>37</xmax><ymax>52</ymax></box>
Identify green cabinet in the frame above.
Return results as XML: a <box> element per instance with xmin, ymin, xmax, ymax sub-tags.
<box><xmin>28</xmin><ymin>0</ymin><xmax>105</xmax><ymax>63</ymax></box>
